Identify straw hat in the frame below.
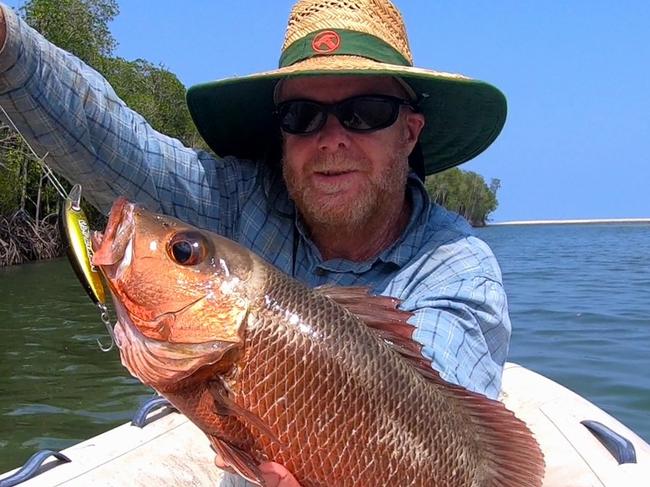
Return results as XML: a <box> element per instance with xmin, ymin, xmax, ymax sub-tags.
<box><xmin>187</xmin><ymin>0</ymin><xmax>507</xmax><ymax>176</ymax></box>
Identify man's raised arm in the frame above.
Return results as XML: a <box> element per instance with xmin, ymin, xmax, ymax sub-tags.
<box><xmin>0</xmin><ymin>3</ymin><xmax>245</xmax><ymax>225</ymax></box>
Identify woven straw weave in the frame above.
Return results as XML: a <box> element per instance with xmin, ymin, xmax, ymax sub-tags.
<box><xmin>283</xmin><ymin>0</ymin><xmax>414</xmax><ymax>65</ymax></box>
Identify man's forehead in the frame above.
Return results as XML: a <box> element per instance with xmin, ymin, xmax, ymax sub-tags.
<box><xmin>276</xmin><ymin>75</ymin><xmax>409</xmax><ymax>102</ymax></box>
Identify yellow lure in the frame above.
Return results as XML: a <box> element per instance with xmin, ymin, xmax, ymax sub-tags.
<box><xmin>60</xmin><ymin>184</ymin><xmax>106</xmax><ymax>306</ymax></box>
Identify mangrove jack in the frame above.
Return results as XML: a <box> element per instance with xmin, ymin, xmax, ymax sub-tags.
<box><xmin>92</xmin><ymin>198</ymin><xmax>544</xmax><ymax>487</ymax></box>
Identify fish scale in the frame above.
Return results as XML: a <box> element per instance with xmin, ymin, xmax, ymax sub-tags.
<box><xmin>224</xmin><ymin>268</ymin><xmax>486</xmax><ymax>486</ymax></box>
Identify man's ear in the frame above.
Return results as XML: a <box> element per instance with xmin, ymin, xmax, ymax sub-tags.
<box><xmin>403</xmin><ymin>112</ymin><xmax>426</xmax><ymax>180</ymax></box>
<box><xmin>404</xmin><ymin>111</ymin><xmax>425</xmax><ymax>149</ymax></box>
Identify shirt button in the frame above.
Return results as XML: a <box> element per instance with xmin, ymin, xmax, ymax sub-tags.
<box><xmin>314</xmin><ymin>268</ymin><xmax>326</xmax><ymax>276</ymax></box>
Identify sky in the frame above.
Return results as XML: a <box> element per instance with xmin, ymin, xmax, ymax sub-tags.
<box><xmin>5</xmin><ymin>0</ymin><xmax>650</xmax><ymax>221</ymax></box>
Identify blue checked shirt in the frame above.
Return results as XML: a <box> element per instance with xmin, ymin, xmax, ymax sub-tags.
<box><xmin>0</xmin><ymin>6</ymin><xmax>510</xmax><ymax>399</ymax></box>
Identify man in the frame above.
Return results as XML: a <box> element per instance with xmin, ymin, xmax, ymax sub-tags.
<box><xmin>0</xmin><ymin>0</ymin><xmax>510</xmax><ymax>485</ymax></box>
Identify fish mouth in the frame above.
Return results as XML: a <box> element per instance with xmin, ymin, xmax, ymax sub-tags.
<box><xmin>91</xmin><ymin>197</ymin><xmax>135</xmax><ymax>276</ymax></box>
<box><xmin>89</xmin><ymin>198</ymin><xmax>155</xmax><ymax>335</ymax></box>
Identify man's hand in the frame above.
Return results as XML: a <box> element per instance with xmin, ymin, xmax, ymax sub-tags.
<box><xmin>215</xmin><ymin>455</ymin><xmax>302</xmax><ymax>487</ymax></box>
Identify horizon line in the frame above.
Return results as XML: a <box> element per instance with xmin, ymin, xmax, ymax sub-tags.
<box><xmin>489</xmin><ymin>218</ymin><xmax>650</xmax><ymax>226</ymax></box>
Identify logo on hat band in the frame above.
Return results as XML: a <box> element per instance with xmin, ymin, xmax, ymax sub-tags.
<box><xmin>312</xmin><ymin>31</ymin><xmax>341</xmax><ymax>54</ymax></box>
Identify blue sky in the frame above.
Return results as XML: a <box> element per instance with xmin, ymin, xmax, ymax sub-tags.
<box><xmin>5</xmin><ymin>1</ymin><xmax>650</xmax><ymax>221</ymax></box>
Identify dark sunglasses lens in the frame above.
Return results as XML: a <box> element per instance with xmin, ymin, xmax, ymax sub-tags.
<box><xmin>278</xmin><ymin>101</ymin><xmax>325</xmax><ymax>134</ymax></box>
<box><xmin>339</xmin><ymin>97</ymin><xmax>399</xmax><ymax>132</ymax></box>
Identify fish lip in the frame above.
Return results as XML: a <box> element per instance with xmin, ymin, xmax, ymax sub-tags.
<box><xmin>91</xmin><ymin>198</ymin><xmax>135</xmax><ymax>270</ymax></box>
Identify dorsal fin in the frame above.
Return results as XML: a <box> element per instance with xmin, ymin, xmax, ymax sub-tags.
<box><xmin>314</xmin><ymin>285</ymin><xmax>421</xmax><ymax>356</ymax></box>
<box><xmin>317</xmin><ymin>285</ymin><xmax>545</xmax><ymax>486</ymax></box>
<box><xmin>316</xmin><ymin>285</ymin><xmax>454</xmax><ymax>377</ymax></box>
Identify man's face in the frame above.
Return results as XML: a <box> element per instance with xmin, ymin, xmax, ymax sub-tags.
<box><xmin>278</xmin><ymin>75</ymin><xmax>425</xmax><ymax>229</ymax></box>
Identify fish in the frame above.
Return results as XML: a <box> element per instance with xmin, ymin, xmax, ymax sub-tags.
<box><xmin>92</xmin><ymin>198</ymin><xmax>545</xmax><ymax>487</ymax></box>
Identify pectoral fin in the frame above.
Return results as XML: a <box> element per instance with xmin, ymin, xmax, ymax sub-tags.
<box><xmin>209</xmin><ymin>379</ymin><xmax>284</xmax><ymax>448</ymax></box>
<box><xmin>209</xmin><ymin>435</ymin><xmax>265</xmax><ymax>486</ymax></box>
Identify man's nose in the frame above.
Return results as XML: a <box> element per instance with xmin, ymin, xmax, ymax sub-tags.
<box><xmin>317</xmin><ymin>113</ymin><xmax>351</xmax><ymax>152</ymax></box>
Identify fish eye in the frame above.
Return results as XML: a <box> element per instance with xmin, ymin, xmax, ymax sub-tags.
<box><xmin>167</xmin><ymin>232</ymin><xmax>208</xmax><ymax>266</ymax></box>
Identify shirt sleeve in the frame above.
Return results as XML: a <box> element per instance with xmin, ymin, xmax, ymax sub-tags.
<box><xmin>398</xmin><ymin>236</ymin><xmax>511</xmax><ymax>400</ymax></box>
<box><xmin>0</xmin><ymin>4</ymin><xmax>255</xmax><ymax>235</ymax></box>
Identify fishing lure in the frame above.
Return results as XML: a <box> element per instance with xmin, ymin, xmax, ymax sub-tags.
<box><xmin>60</xmin><ymin>185</ymin><xmax>105</xmax><ymax>306</ymax></box>
<box><xmin>60</xmin><ymin>185</ymin><xmax>115</xmax><ymax>351</ymax></box>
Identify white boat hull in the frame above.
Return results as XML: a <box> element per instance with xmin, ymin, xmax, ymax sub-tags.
<box><xmin>501</xmin><ymin>363</ymin><xmax>650</xmax><ymax>486</ymax></box>
<box><xmin>2</xmin><ymin>363</ymin><xmax>649</xmax><ymax>486</ymax></box>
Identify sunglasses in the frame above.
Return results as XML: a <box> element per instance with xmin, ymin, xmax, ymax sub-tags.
<box><xmin>275</xmin><ymin>95</ymin><xmax>416</xmax><ymax>135</ymax></box>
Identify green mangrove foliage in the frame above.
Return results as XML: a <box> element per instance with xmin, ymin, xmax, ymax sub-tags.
<box><xmin>0</xmin><ymin>0</ymin><xmax>202</xmax><ymax>265</ymax></box>
<box><xmin>424</xmin><ymin>168</ymin><xmax>500</xmax><ymax>227</ymax></box>
<box><xmin>22</xmin><ymin>0</ymin><xmax>118</xmax><ymax>69</ymax></box>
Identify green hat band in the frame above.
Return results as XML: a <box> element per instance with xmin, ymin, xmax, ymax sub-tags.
<box><xmin>279</xmin><ymin>29</ymin><xmax>411</xmax><ymax>68</ymax></box>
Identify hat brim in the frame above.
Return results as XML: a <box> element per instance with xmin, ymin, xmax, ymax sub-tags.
<box><xmin>186</xmin><ymin>55</ymin><xmax>507</xmax><ymax>176</ymax></box>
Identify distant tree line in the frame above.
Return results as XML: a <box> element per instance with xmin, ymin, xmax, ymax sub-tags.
<box><xmin>424</xmin><ymin>169</ymin><xmax>500</xmax><ymax>227</ymax></box>
<box><xmin>0</xmin><ymin>0</ymin><xmax>500</xmax><ymax>266</ymax></box>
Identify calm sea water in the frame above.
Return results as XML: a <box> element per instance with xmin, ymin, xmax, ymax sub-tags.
<box><xmin>0</xmin><ymin>223</ymin><xmax>648</xmax><ymax>473</ymax></box>
<box><xmin>478</xmin><ymin>223</ymin><xmax>650</xmax><ymax>442</ymax></box>
<box><xmin>0</xmin><ymin>259</ymin><xmax>151</xmax><ymax>473</ymax></box>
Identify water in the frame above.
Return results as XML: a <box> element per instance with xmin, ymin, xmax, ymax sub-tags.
<box><xmin>0</xmin><ymin>223</ymin><xmax>649</xmax><ymax>473</ymax></box>
<box><xmin>477</xmin><ymin>223</ymin><xmax>650</xmax><ymax>442</ymax></box>
<box><xmin>0</xmin><ymin>260</ymin><xmax>152</xmax><ymax>473</ymax></box>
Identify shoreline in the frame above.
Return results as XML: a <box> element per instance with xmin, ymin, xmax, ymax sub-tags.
<box><xmin>488</xmin><ymin>218</ymin><xmax>650</xmax><ymax>226</ymax></box>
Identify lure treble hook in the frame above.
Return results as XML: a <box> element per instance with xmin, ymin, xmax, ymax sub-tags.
<box><xmin>97</xmin><ymin>304</ymin><xmax>116</xmax><ymax>352</ymax></box>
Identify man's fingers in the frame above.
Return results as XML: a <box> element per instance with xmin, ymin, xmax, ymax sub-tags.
<box><xmin>213</xmin><ymin>453</ymin><xmax>236</xmax><ymax>474</ymax></box>
<box><xmin>259</xmin><ymin>462</ymin><xmax>301</xmax><ymax>487</ymax></box>
<box><xmin>215</xmin><ymin>454</ymin><xmax>301</xmax><ymax>487</ymax></box>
